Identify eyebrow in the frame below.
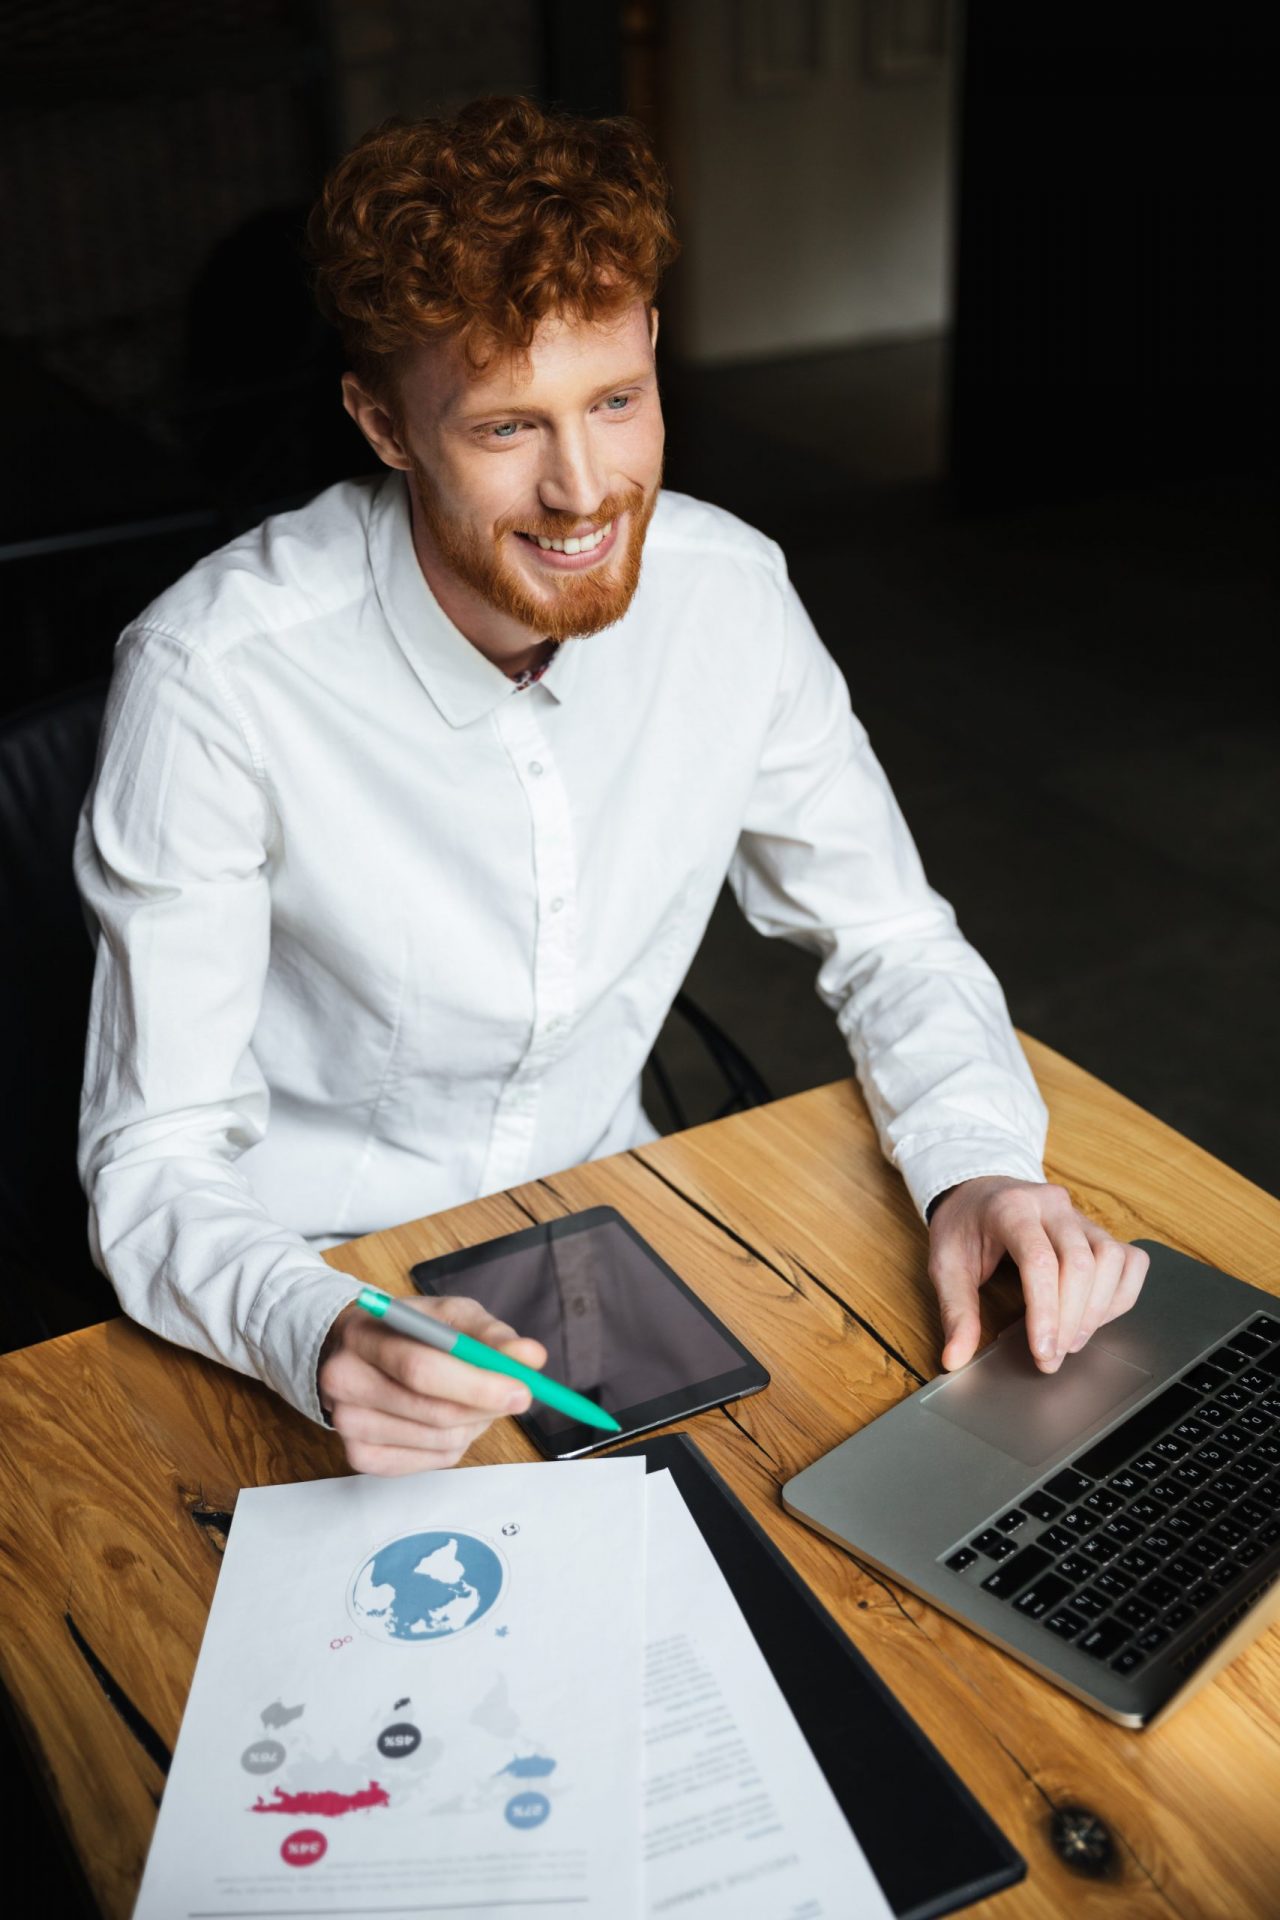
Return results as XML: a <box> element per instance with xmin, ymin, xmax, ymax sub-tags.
<box><xmin>452</xmin><ymin>369</ymin><xmax>654</xmax><ymax>426</ymax></box>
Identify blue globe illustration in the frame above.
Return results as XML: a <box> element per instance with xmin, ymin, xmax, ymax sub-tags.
<box><xmin>349</xmin><ymin>1531</ymin><xmax>505</xmax><ymax>1642</ymax></box>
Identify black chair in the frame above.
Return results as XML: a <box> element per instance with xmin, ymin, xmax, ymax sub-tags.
<box><xmin>0</xmin><ymin>679</ymin><xmax>115</xmax><ymax>1349</ymax></box>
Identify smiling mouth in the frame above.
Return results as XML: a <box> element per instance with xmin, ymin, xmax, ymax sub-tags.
<box><xmin>514</xmin><ymin>518</ymin><xmax>616</xmax><ymax>559</ymax></box>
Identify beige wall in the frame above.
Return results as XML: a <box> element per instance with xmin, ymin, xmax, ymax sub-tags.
<box><xmin>662</xmin><ymin>0</ymin><xmax>955</xmax><ymax>364</ymax></box>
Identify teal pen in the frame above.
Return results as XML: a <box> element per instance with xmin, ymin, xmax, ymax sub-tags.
<box><xmin>354</xmin><ymin>1287</ymin><xmax>621</xmax><ymax>1434</ymax></box>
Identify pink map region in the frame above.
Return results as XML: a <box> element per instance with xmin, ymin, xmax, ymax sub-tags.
<box><xmin>250</xmin><ymin>1782</ymin><xmax>390</xmax><ymax>1817</ymax></box>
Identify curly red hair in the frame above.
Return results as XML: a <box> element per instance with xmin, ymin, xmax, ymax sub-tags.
<box><xmin>308</xmin><ymin>95</ymin><xmax>678</xmax><ymax>388</ymax></box>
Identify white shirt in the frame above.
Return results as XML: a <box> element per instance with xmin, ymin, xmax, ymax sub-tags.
<box><xmin>76</xmin><ymin>475</ymin><xmax>1047</xmax><ymax>1423</ymax></box>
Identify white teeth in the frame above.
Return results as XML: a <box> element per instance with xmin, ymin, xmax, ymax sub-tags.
<box><xmin>524</xmin><ymin>520</ymin><xmax>613</xmax><ymax>555</ymax></box>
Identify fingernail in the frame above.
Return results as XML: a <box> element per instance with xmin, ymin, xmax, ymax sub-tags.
<box><xmin>1071</xmin><ymin>1332</ymin><xmax>1090</xmax><ymax>1353</ymax></box>
<box><xmin>504</xmin><ymin>1390</ymin><xmax>529</xmax><ymax>1413</ymax></box>
<box><xmin>1035</xmin><ymin>1331</ymin><xmax>1057</xmax><ymax>1359</ymax></box>
<box><xmin>1038</xmin><ymin>1354</ymin><xmax>1062</xmax><ymax>1374</ymax></box>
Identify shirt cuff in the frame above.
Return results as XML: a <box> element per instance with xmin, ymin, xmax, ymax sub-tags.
<box><xmin>254</xmin><ymin>1266</ymin><xmax>365</xmax><ymax>1425</ymax></box>
<box><xmin>898</xmin><ymin>1141</ymin><xmax>1048</xmax><ymax>1227</ymax></box>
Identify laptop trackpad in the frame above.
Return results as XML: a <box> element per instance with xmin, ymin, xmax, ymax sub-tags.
<box><xmin>920</xmin><ymin>1320</ymin><xmax>1152</xmax><ymax>1470</ymax></box>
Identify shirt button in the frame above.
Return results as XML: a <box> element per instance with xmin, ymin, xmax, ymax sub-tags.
<box><xmin>549</xmin><ymin>896</ymin><xmax>565</xmax><ymax>914</ymax></box>
<box><xmin>528</xmin><ymin>760</ymin><xmax>543</xmax><ymax>777</ymax></box>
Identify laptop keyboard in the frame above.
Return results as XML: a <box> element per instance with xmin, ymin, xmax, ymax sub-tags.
<box><xmin>940</xmin><ymin>1312</ymin><xmax>1280</xmax><ymax>1681</ymax></box>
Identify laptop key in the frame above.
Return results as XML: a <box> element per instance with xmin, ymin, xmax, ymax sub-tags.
<box><xmin>1036</xmin><ymin>1525</ymin><xmax>1078</xmax><ymax>1555</ymax></box>
<box><xmin>1235</xmin><ymin>1497</ymin><xmax>1269</xmax><ymax>1528</ymax></box>
<box><xmin>1058</xmin><ymin>1506</ymin><xmax>1092</xmax><ymax>1534</ymax></box>
<box><xmin>1196</xmin><ymin>1402</ymin><xmax>1231</xmax><ymax>1428</ymax></box>
<box><xmin>1187</xmin><ymin>1582</ymin><xmax>1217</xmax><ymax>1612</ymax></box>
<box><xmin>1194</xmin><ymin>1442</ymin><xmax>1232</xmax><ymax>1471</ymax></box>
<box><xmin>1110</xmin><ymin>1646</ymin><xmax>1146</xmax><ymax>1676</ymax></box>
<box><xmin>1234</xmin><ymin>1409</ymin><xmax>1271</xmax><ymax>1435</ymax></box>
<box><xmin>1217</xmin><ymin>1386</ymin><xmax>1251</xmax><ymax>1412</ymax></box>
<box><xmin>1258</xmin><ymin>1520</ymin><xmax>1280</xmax><ymax>1548</ymax></box>
<box><xmin>1058</xmin><ymin>1553</ymin><xmax>1097</xmax><ymax>1584</ymax></box>
<box><xmin>971</xmin><ymin>1530</ymin><xmax>1017</xmax><ymax>1559</ymax></box>
<box><xmin>1168</xmin><ymin>1459</ymin><xmax>1209</xmax><ymax>1490</ymax></box>
<box><xmin>1209</xmin><ymin>1347</ymin><xmax>1247</xmax><ymax>1373</ymax></box>
<box><xmin>1231</xmin><ymin>1330</ymin><xmax>1273</xmax><ymax>1358</ymax></box>
<box><xmin>1082</xmin><ymin>1532</ymin><xmax>1120</xmax><ymax>1562</ymax></box>
<box><xmin>1117</xmin><ymin>1548</ymin><xmax>1159</xmax><ymax>1580</ymax></box>
<box><xmin>1210</xmin><ymin>1559</ymin><xmax>1242</xmax><ymax>1590</ymax></box>
<box><xmin>1189</xmin><ymin>1537</ymin><xmax>1225</xmax><ymax>1569</ymax></box>
<box><xmin>1078</xmin><ymin>1619</ymin><xmax>1131</xmax><ymax>1661</ymax></box>
<box><xmin>1023</xmin><ymin>1490</ymin><xmax>1063</xmax><ymax>1523</ymax></box>
<box><xmin>996</xmin><ymin>1508</ymin><xmax>1028</xmax><ymax>1533</ymax></box>
<box><xmin>980</xmin><ymin>1545</ymin><xmax>1053</xmax><ymax>1599</ymax></box>
<box><xmin>1172</xmin><ymin>1417</ymin><xmax>1210</xmax><ymax>1446</ymax></box>
<box><xmin>1099</xmin><ymin>1515</ymin><xmax>1141</xmax><ymax>1546</ymax></box>
<box><xmin>1153</xmin><ymin>1434</ymin><xmax>1190</xmax><ymax>1462</ymax></box>
<box><xmin>1251</xmin><ymin>1437</ymin><xmax>1280</xmax><ymax>1463</ymax></box>
<box><xmin>1093</xmin><ymin>1568</ymin><xmax>1134</xmax><ymax>1600</ymax></box>
<box><xmin>1164</xmin><ymin>1602</ymin><xmax>1195</xmax><ymax>1631</ymax></box>
<box><xmin>1014</xmin><ymin>1574</ymin><xmax>1072</xmax><ymax>1618</ymax></box>
<box><xmin>1213</xmin><ymin>1424</ymin><xmax>1251</xmax><ymax>1453</ymax></box>
<box><xmin>1236</xmin><ymin>1370</ymin><xmax>1271</xmax><ymax>1395</ymax></box>
<box><xmin>1143</xmin><ymin>1530</ymin><xmax>1181</xmax><ymax>1560</ymax></box>
<box><xmin>1043</xmin><ymin>1607</ymin><xmax>1086</xmax><ymax>1641</ymax></box>
<box><xmin>1044</xmin><ymin>1468</ymin><xmax>1093</xmax><ymax>1501</ymax></box>
<box><xmin>1107</xmin><ymin>1468</ymin><xmax>1147</xmax><ymax>1498</ymax></box>
<box><xmin>1209</xmin><ymin>1473</ymin><xmax>1246</xmax><ymax>1502</ymax></box>
<box><xmin>1115</xmin><ymin>1596</ymin><xmax>1156</xmax><ymax>1630</ymax></box>
<box><xmin>1183</xmin><ymin>1362</ymin><xmax>1228</xmax><ymax>1394</ymax></box>
<box><xmin>1246</xmin><ymin>1315</ymin><xmax>1280</xmax><ymax>1339</ymax></box>
<box><xmin>1128</xmin><ymin>1497</ymin><xmax>1168</xmax><ymax>1527</ymax></box>
<box><xmin>1135</xmin><ymin>1624</ymin><xmax>1171</xmax><ymax>1654</ymax></box>
<box><xmin>1071</xmin><ymin>1587</ymin><xmax>1110</xmax><ymax>1619</ymax></box>
<box><xmin>946</xmin><ymin>1547</ymin><xmax>978</xmax><ymax>1572</ymax></box>
<box><xmin>1082</xmin><ymin>1487</ymin><xmax>1123</xmax><ymax>1517</ymax></box>
<box><xmin>1164</xmin><ymin>1556</ymin><xmax>1204</xmax><ymax>1587</ymax></box>
<box><xmin>1130</xmin><ymin>1451</ymin><xmax>1165</xmax><ymax>1478</ymax></box>
<box><xmin>1235</xmin><ymin>1539</ymin><xmax>1265</xmax><ymax>1567</ymax></box>
<box><xmin>1140</xmin><ymin>1576</ymin><xmax>1179</xmax><ymax>1610</ymax></box>
<box><xmin>1186</xmin><ymin>1491</ymin><xmax>1227</xmax><ymax>1522</ymax></box>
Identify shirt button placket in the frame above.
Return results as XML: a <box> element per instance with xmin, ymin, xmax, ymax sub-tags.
<box><xmin>481</xmin><ymin>696</ymin><xmax>578</xmax><ymax>1194</ymax></box>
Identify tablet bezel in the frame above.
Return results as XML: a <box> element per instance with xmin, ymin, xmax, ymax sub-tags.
<box><xmin>410</xmin><ymin>1204</ymin><xmax>769</xmax><ymax>1458</ymax></box>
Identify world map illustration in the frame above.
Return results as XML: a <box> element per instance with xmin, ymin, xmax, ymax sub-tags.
<box><xmin>348</xmin><ymin>1531</ymin><xmax>506</xmax><ymax>1642</ymax></box>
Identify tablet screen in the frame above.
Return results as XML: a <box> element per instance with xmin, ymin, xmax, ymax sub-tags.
<box><xmin>410</xmin><ymin>1206</ymin><xmax>767</xmax><ymax>1456</ymax></box>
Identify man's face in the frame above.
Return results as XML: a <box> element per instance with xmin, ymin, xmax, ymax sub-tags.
<box><xmin>390</xmin><ymin>302</ymin><xmax>665</xmax><ymax>645</ymax></box>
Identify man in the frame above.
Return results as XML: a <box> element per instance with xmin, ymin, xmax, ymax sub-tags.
<box><xmin>77</xmin><ymin>97</ymin><xmax>1147</xmax><ymax>1476</ymax></box>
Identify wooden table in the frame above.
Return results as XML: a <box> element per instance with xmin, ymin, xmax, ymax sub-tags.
<box><xmin>2</xmin><ymin>1035</ymin><xmax>1278</xmax><ymax>1919</ymax></box>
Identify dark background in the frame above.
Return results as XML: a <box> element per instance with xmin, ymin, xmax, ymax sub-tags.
<box><xmin>1</xmin><ymin>3</ymin><xmax>1277</xmax><ymax>1900</ymax></box>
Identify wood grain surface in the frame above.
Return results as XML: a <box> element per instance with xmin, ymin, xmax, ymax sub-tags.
<box><xmin>0</xmin><ymin>1034</ymin><xmax>1277</xmax><ymax>1918</ymax></box>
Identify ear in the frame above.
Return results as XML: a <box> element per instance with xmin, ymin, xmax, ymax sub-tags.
<box><xmin>341</xmin><ymin>374</ymin><xmax>412</xmax><ymax>472</ymax></box>
<box><xmin>648</xmin><ymin>306</ymin><xmax>660</xmax><ymax>352</ymax></box>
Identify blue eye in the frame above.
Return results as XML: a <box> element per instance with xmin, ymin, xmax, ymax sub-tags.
<box><xmin>492</xmin><ymin>422</ymin><xmax>520</xmax><ymax>439</ymax></box>
<box><xmin>603</xmin><ymin>395</ymin><xmax>630</xmax><ymax>412</ymax></box>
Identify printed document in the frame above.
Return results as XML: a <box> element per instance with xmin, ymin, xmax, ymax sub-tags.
<box><xmin>644</xmin><ymin>1470</ymin><xmax>892</xmax><ymax>1918</ymax></box>
<box><xmin>134</xmin><ymin>1457</ymin><xmax>647</xmax><ymax>1917</ymax></box>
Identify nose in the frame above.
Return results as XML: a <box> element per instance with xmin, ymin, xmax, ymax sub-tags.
<box><xmin>536</xmin><ymin>424</ymin><xmax>607</xmax><ymax>524</ymax></box>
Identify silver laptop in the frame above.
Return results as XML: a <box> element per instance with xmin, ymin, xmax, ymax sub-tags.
<box><xmin>783</xmin><ymin>1241</ymin><xmax>1280</xmax><ymax>1727</ymax></box>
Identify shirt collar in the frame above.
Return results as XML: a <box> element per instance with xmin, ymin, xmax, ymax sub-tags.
<box><xmin>368</xmin><ymin>473</ymin><xmax>579</xmax><ymax>728</ymax></box>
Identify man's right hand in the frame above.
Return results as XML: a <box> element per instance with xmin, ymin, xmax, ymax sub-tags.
<box><xmin>317</xmin><ymin>1293</ymin><xmax>547</xmax><ymax>1475</ymax></box>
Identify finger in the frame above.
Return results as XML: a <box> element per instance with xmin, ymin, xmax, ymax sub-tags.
<box><xmin>1039</xmin><ymin>1214</ymin><xmax>1099</xmax><ymax>1365</ymax></box>
<box><xmin>332</xmin><ymin>1398</ymin><xmax>489</xmax><ymax>1458</ymax></box>
<box><xmin>323</xmin><ymin>1352</ymin><xmax>504</xmax><ymax>1429</ymax></box>
<box><xmin>1066</xmin><ymin>1230</ymin><xmax>1127</xmax><ymax>1351</ymax></box>
<box><xmin>344</xmin><ymin>1316</ymin><xmax>536</xmax><ymax>1416</ymax></box>
<box><xmin>342</xmin><ymin>1433</ymin><xmax>482</xmax><ymax>1477</ymax></box>
<box><xmin>1096</xmin><ymin>1242</ymin><xmax>1150</xmax><ymax>1328</ymax></box>
<box><xmin>928</xmin><ymin>1246</ymin><xmax>983</xmax><ymax>1370</ymax></box>
<box><xmin>997</xmin><ymin>1211</ymin><xmax>1064</xmax><ymax>1368</ymax></box>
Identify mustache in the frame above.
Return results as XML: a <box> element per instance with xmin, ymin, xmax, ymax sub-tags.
<box><xmin>498</xmin><ymin>486</ymin><xmax>646</xmax><ymax>541</ymax></box>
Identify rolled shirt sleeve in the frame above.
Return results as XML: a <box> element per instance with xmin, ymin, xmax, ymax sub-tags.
<box><xmin>76</xmin><ymin>625</ymin><xmax>357</xmax><ymax>1422</ymax></box>
<box><xmin>728</xmin><ymin>571</ymin><xmax>1048</xmax><ymax>1219</ymax></box>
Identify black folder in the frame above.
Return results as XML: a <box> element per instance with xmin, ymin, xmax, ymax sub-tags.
<box><xmin>618</xmin><ymin>1432</ymin><xmax>1025</xmax><ymax>1919</ymax></box>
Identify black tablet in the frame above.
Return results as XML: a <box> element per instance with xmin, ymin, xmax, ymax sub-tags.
<box><xmin>410</xmin><ymin>1205</ymin><xmax>768</xmax><ymax>1458</ymax></box>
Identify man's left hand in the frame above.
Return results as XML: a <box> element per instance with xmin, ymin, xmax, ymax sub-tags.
<box><xmin>927</xmin><ymin>1176</ymin><xmax>1149</xmax><ymax>1374</ymax></box>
